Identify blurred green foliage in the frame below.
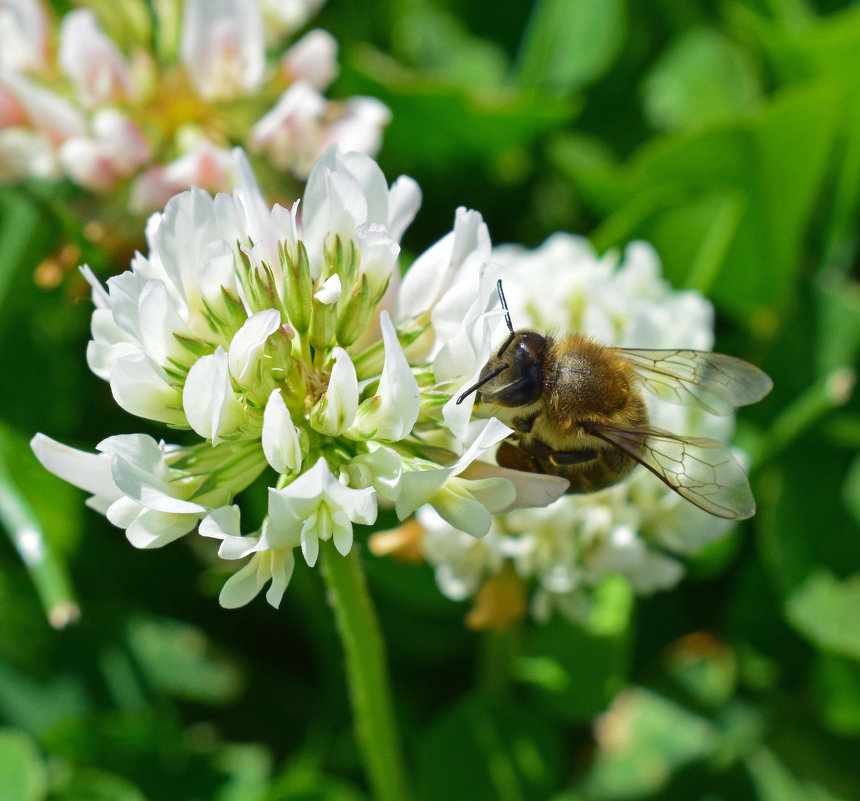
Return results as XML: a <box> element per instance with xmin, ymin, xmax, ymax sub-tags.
<box><xmin>1</xmin><ymin>0</ymin><xmax>860</xmax><ymax>798</ymax></box>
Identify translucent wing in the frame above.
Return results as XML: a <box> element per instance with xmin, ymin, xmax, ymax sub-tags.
<box><xmin>618</xmin><ymin>349</ymin><xmax>772</xmax><ymax>416</ymax></box>
<box><xmin>590</xmin><ymin>424</ymin><xmax>755</xmax><ymax>520</ymax></box>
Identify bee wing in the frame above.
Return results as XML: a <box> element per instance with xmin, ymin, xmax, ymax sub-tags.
<box><xmin>618</xmin><ymin>349</ymin><xmax>772</xmax><ymax>416</ymax></box>
<box><xmin>590</xmin><ymin>424</ymin><xmax>755</xmax><ymax>520</ymax></box>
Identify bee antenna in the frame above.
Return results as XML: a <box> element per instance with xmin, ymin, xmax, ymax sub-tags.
<box><xmin>495</xmin><ymin>279</ymin><xmax>516</xmax><ymax>357</ymax></box>
<box><xmin>455</xmin><ymin>364</ymin><xmax>508</xmax><ymax>405</ymax></box>
<box><xmin>497</xmin><ymin>279</ymin><xmax>513</xmax><ymax>334</ymax></box>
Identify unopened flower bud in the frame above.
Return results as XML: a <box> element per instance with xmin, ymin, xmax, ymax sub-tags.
<box><xmin>282</xmin><ymin>240</ymin><xmax>313</xmax><ymax>334</ymax></box>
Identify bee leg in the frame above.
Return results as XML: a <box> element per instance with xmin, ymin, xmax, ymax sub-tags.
<box><xmin>496</xmin><ymin>441</ymin><xmax>543</xmax><ymax>473</ymax></box>
<box><xmin>549</xmin><ymin>449</ymin><xmax>598</xmax><ymax>466</ymax></box>
<box><xmin>517</xmin><ymin>436</ymin><xmax>598</xmax><ymax>465</ymax></box>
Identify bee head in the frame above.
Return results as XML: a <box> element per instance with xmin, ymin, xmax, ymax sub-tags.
<box><xmin>467</xmin><ymin>330</ymin><xmax>547</xmax><ymax>407</ymax></box>
<box><xmin>456</xmin><ymin>278</ymin><xmax>547</xmax><ymax>409</ymax></box>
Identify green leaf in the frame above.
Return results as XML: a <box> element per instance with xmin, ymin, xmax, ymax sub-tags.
<box><xmin>643</xmin><ymin>28</ymin><xmax>763</xmax><ymax>132</ymax></box>
<box><xmin>126</xmin><ymin>616</ymin><xmax>244</xmax><ymax>705</ymax></box>
<box><xmin>515</xmin><ymin>587</ymin><xmax>632</xmax><ymax>723</ymax></box>
<box><xmin>0</xmin><ymin>729</ymin><xmax>47</xmax><ymax>801</ymax></box>
<box><xmin>786</xmin><ymin>571</ymin><xmax>860</xmax><ymax>661</ymax></box>
<box><xmin>580</xmin><ymin>687</ymin><xmax>718</xmax><ymax>799</ymax></box>
<box><xmin>814</xmin><ymin>653</ymin><xmax>860</xmax><ymax>735</ymax></box>
<box><xmin>348</xmin><ymin>49</ymin><xmax>577</xmax><ymax>172</ymax></box>
<box><xmin>592</xmin><ymin>82</ymin><xmax>841</xmax><ymax>320</ymax></box>
<box><xmin>52</xmin><ymin>768</ymin><xmax>147</xmax><ymax>801</ymax></box>
<box><xmin>745</xmin><ymin>748</ymin><xmax>850</xmax><ymax>801</ymax></box>
<box><xmin>416</xmin><ymin>694</ymin><xmax>562</xmax><ymax>801</ymax></box>
<box><xmin>514</xmin><ymin>0</ymin><xmax>627</xmax><ymax>93</ymax></box>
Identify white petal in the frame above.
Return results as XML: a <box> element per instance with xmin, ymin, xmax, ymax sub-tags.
<box><xmin>262</xmin><ymin>390</ymin><xmax>302</xmax><ymax>474</ymax></box>
<box><xmin>265</xmin><ymin>549</ymin><xmax>295</xmax><ymax>607</ymax></box>
<box><xmin>311</xmin><ymin>347</ymin><xmax>358</xmax><ymax>435</ymax></box>
<box><xmin>59</xmin><ymin>9</ymin><xmax>133</xmax><ymax>106</ymax></box>
<box><xmin>300</xmin><ymin>514</ymin><xmax>320</xmax><ymax>566</ymax></box>
<box><xmin>97</xmin><ymin>434</ymin><xmax>206</xmax><ymax>514</ymax></box>
<box><xmin>282</xmin><ymin>29</ymin><xmax>338</xmax><ymax>90</ymax></box>
<box><xmin>30</xmin><ymin>434</ymin><xmax>122</xmax><ymax>503</ymax></box>
<box><xmin>228</xmin><ymin>308</ymin><xmax>281</xmax><ymax>386</ymax></box>
<box><xmin>331</xmin><ymin>509</ymin><xmax>354</xmax><ymax>555</ymax></box>
<box><xmin>181</xmin><ymin>0</ymin><xmax>264</xmax><ymax>100</ymax></box>
<box><xmin>110</xmin><ymin>351</ymin><xmax>186</xmax><ymax>426</ymax></box>
<box><xmin>387</xmin><ymin>175</ymin><xmax>421</xmax><ymax>242</ymax></box>
<box><xmin>198</xmin><ymin>505</ymin><xmax>262</xmax><ymax>559</ymax></box>
<box><xmin>460</xmin><ymin>460</ymin><xmax>570</xmax><ymax>512</ymax></box>
<box><xmin>183</xmin><ymin>348</ymin><xmax>246</xmax><ymax>444</ymax></box>
<box><xmin>396</xmin><ymin>207</ymin><xmax>491</xmax><ymax>323</ymax></box>
<box><xmin>219</xmin><ymin>553</ymin><xmax>268</xmax><ymax>608</ymax></box>
<box><xmin>354</xmin><ymin>222</ymin><xmax>399</xmax><ymax>299</ymax></box>
<box><xmin>314</xmin><ymin>273</ymin><xmax>342</xmax><ymax>304</ymax></box>
<box><xmin>350</xmin><ymin>311</ymin><xmax>419</xmax><ymax>442</ymax></box>
<box><xmin>125</xmin><ymin>510</ymin><xmax>199</xmax><ymax>548</ymax></box>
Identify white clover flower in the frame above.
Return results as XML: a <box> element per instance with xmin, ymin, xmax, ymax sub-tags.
<box><xmin>34</xmin><ymin>147</ymin><xmax>568</xmax><ymax>608</ymax></box>
<box><xmin>0</xmin><ymin>0</ymin><xmax>390</xmax><ymax>212</ymax></box>
<box><xmin>417</xmin><ymin>234</ymin><xmax>741</xmax><ymax>626</ymax></box>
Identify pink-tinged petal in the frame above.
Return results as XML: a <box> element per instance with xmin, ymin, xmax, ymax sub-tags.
<box><xmin>59</xmin><ymin>9</ymin><xmax>134</xmax><ymax>107</ymax></box>
<box><xmin>30</xmin><ymin>433</ymin><xmax>122</xmax><ymax>502</ymax></box>
<box><xmin>250</xmin><ymin>81</ymin><xmax>326</xmax><ymax>177</ymax></box>
<box><xmin>0</xmin><ymin>0</ymin><xmax>49</xmax><ymax>72</ymax></box>
<box><xmin>130</xmin><ymin>140</ymin><xmax>234</xmax><ymax>214</ymax></box>
<box><xmin>0</xmin><ymin>70</ymin><xmax>86</xmax><ymax>144</ymax></box>
<box><xmin>110</xmin><ymin>351</ymin><xmax>186</xmax><ymax>426</ymax></box>
<box><xmin>181</xmin><ymin>0</ymin><xmax>264</xmax><ymax>100</ymax></box>
<box><xmin>282</xmin><ymin>29</ymin><xmax>338</xmax><ymax>90</ymax></box>
<box><xmin>318</xmin><ymin>97</ymin><xmax>390</xmax><ymax>160</ymax></box>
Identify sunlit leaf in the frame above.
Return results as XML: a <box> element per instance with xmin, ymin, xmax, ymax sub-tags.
<box><xmin>786</xmin><ymin>571</ymin><xmax>860</xmax><ymax>661</ymax></box>
<box><xmin>0</xmin><ymin>729</ymin><xmax>47</xmax><ymax>801</ymax></box>
<box><xmin>514</xmin><ymin>0</ymin><xmax>626</xmax><ymax>93</ymax></box>
<box><xmin>643</xmin><ymin>28</ymin><xmax>763</xmax><ymax>132</ymax></box>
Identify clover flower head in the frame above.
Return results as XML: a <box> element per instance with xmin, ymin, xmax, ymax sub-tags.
<box><xmin>415</xmin><ymin>234</ymin><xmax>741</xmax><ymax>626</ymax></box>
<box><xmin>0</xmin><ymin>0</ymin><xmax>390</xmax><ymax>217</ymax></box>
<box><xmin>33</xmin><ymin>146</ymin><xmax>568</xmax><ymax>608</ymax></box>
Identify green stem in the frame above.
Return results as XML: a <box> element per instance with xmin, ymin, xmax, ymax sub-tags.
<box><xmin>319</xmin><ymin>543</ymin><xmax>411</xmax><ymax>801</ymax></box>
<box><xmin>0</xmin><ymin>453</ymin><xmax>79</xmax><ymax>629</ymax></box>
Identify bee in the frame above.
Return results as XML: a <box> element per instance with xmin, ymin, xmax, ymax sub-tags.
<box><xmin>456</xmin><ymin>281</ymin><xmax>773</xmax><ymax>520</ymax></box>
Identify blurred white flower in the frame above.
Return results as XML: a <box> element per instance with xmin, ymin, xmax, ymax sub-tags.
<box><xmin>0</xmin><ymin>0</ymin><xmax>390</xmax><ymax>213</ymax></box>
<box><xmin>418</xmin><ymin>234</ymin><xmax>739</xmax><ymax>625</ymax></box>
<box><xmin>34</xmin><ymin>147</ymin><xmax>568</xmax><ymax>608</ymax></box>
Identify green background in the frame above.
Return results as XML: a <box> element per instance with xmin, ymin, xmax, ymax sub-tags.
<box><xmin>2</xmin><ymin>0</ymin><xmax>860</xmax><ymax>798</ymax></box>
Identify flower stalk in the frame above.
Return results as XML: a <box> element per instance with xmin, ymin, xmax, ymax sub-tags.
<box><xmin>319</xmin><ymin>542</ymin><xmax>411</xmax><ymax>801</ymax></box>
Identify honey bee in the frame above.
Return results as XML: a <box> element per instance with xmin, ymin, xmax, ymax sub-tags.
<box><xmin>456</xmin><ymin>281</ymin><xmax>773</xmax><ymax>520</ymax></box>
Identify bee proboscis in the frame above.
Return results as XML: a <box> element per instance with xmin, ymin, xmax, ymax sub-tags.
<box><xmin>456</xmin><ymin>281</ymin><xmax>773</xmax><ymax>520</ymax></box>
